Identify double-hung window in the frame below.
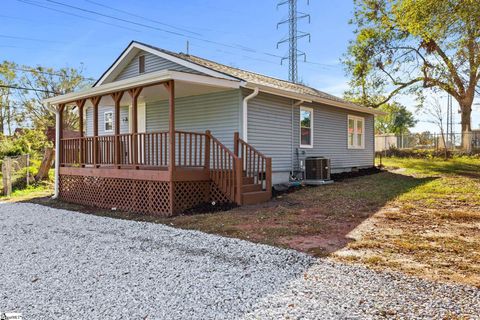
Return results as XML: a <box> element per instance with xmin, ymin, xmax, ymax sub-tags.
<box><xmin>300</xmin><ymin>107</ymin><xmax>313</xmax><ymax>148</ymax></box>
<box><xmin>104</xmin><ymin>111</ymin><xmax>113</xmax><ymax>133</ymax></box>
<box><xmin>348</xmin><ymin>115</ymin><xmax>364</xmax><ymax>149</ymax></box>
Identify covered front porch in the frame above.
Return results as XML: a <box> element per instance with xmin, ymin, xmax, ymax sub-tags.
<box><xmin>48</xmin><ymin>71</ymin><xmax>271</xmax><ymax>216</ymax></box>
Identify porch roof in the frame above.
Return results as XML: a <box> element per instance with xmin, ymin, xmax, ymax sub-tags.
<box><xmin>43</xmin><ymin>69</ymin><xmax>242</xmax><ymax>107</ymax></box>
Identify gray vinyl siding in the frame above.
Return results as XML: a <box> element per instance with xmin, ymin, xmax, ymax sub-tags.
<box><xmin>114</xmin><ymin>51</ymin><xmax>203</xmax><ymax>81</ymax></box>
<box><xmin>145</xmin><ymin>90</ymin><xmax>242</xmax><ymax>150</ymax></box>
<box><xmin>245</xmin><ymin>91</ymin><xmax>374</xmax><ymax>173</ymax></box>
<box><xmin>293</xmin><ymin>102</ymin><xmax>375</xmax><ymax>170</ymax></box>
<box><xmin>247</xmin><ymin>92</ymin><xmax>294</xmax><ymax>172</ymax></box>
<box><xmin>85</xmin><ymin>105</ymin><xmax>129</xmax><ymax>136</ymax></box>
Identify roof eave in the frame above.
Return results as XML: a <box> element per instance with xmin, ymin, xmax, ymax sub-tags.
<box><xmin>44</xmin><ymin>70</ymin><xmax>241</xmax><ymax>106</ymax></box>
<box><xmin>243</xmin><ymin>82</ymin><xmax>383</xmax><ymax>115</ymax></box>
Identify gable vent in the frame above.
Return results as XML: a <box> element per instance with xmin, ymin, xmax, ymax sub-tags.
<box><xmin>138</xmin><ymin>55</ymin><xmax>145</xmax><ymax>74</ymax></box>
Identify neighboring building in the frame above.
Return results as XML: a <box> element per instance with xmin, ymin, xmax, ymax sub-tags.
<box><xmin>45</xmin><ymin>41</ymin><xmax>382</xmax><ymax>216</ymax></box>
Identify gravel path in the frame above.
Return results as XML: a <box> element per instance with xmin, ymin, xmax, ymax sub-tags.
<box><xmin>0</xmin><ymin>203</ymin><xmax>478</xmax><ymax>319</ymax></box>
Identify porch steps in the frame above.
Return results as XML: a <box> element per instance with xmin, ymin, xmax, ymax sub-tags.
<box><xmin>240</xmin><ymin>176</ymin><xmax>270</xmax><ymax>205</ymax></box>
<box><xmin>242</xmin><ymin>176</ymin><xmax>254</xmax><ymax>185</ymax></box>
<box><xmin>241</xmin><ymin>183</ymin><xmax>262</xmax><ymax>193</ymax></box>
<box><xmin>241</xmin><ymin>190</ymin><xmax>271</xmax><ymax>205</ymax></box>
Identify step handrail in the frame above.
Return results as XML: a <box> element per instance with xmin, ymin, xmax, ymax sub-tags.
<box><xmin>206</xmin><ymin>131</ymin><xmax>243</xmax><ymax>205</ymax></box>
<box><xmin>234</xmin><ymin>132</ymin><xmax>272</xmax><ymax>197</ymax></box>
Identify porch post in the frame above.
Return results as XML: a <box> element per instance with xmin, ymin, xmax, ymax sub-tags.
<box><xmin>165</xmin><ymin>80</ymin><xmax>175</xmax><ymax>176</ymax></box>
<box><xmin>128</xmin><ymin>87</ymin><xmax>142</xmax><ymax>168</ymax></box>
<box><xmin>233</xmin><ymin>131</ymin><xmax>239</xmax><ymax>156</ymax></box>
<box><xmin>111</xmin><ymin>91</ymin><xmax>124</xmax><ymax>168</ymax></box>
<box><xmin>75</xmin><ymin>99</ymin><xmax>86</xmax><ymax>167</ymax></box>
<box><xmin>90</xmin><ymin>96</ymin><xmax>101</xmax><ymax>168</ymax></box>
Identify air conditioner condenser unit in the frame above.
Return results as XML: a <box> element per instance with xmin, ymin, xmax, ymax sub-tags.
<box><xmin>304</xmin><ymin>157</ymin><xmax>333</xmax><ymax>185</ymax></box>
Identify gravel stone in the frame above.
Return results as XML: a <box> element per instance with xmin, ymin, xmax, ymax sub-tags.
<box><xmin>0</xmin><ymin>203</ymin><xmax>478</xmax><ymax>319</ymax></box>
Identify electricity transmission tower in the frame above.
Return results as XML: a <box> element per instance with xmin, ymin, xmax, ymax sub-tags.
<box><xmin>277</xmin><ymin>0</ymin><xmax>311</xmax><ymax>83</ymax></box>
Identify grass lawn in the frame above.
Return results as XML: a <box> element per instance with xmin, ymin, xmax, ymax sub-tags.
<box><xmin>0</xmin><ymin>184</ymin><xmax>53</xmax><ymax>202</ymax></box>
<box><xmin>18</xmin><ymin>157</ymin><xmax>480</xmax><ymax>287</ymax></box>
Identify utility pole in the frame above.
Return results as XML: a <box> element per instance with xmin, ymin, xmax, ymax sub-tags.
<box><xmin>277</xmin><ymin>0</ymin><xmax>311</xmax><ymax>83</ymax></box>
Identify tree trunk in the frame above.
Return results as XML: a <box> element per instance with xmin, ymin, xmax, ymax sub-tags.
<box><xmin>0</xmin><ymin>111</ymin><xmax>4</xmax><ymax>135</ymax></box>
<box><xmin>35</xmin><ymin>148</ymin><xmax>55</xmax><ymax>181</ymax></box>
<box><xmin>457</xmin><ymin>101</ymin><xmax>473</xmax><ymax>150</ymax></box>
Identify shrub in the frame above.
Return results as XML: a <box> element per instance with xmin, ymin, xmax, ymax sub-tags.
<box><xmin>0</xmin><ymin>129</ymin><xmax>52</xmax><ymax>159</ymax></box>
<box><xmin>376</xmin><ymin>146</ymin><xmax>450</xmax><ymax>159</ymax></box>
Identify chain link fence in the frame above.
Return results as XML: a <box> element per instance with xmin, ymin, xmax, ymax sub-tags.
<box><xmin>375</xmin><ymin>132</ymin><xmax>480</xmax><ymax>152</ymax></box>
<box><xmin>1</xmin><ymin>154</ymin><xmax>31</xmax><ymax>196</ymax></box>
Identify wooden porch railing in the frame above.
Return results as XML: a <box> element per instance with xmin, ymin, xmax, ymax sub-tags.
<box><xmin>175</xmin><ymin>131</ymin><xmax>207</xmax><ymax>167</ymax></box>
<box><xmin>208</xmin><ymin>131</ymin><xmax>242</xmax><ymax>204</ymax></box>
<box><xmin>61</xmin><ymin>131</ymin><xmax>217</xmax><ymax>168</ymax></box>
<box><xmin>234</xmin><ymin>132</ymin><xmax>272</xmax><ymax>196</ymax></box>
<box><xmin>59</xmin><ymin>130</ymin><xmax>270</xmax><ymax>205</ymax></box>
<box><xmin>60</xmin><ymin>131</ymin><xmax>170</xmax><ymax>168</ymax></box>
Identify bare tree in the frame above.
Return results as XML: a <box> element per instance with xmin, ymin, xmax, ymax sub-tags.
<box><xmin>423</xmin><ymin>96</ymin><xmax>448</xmax><ymax>158</ymax></box>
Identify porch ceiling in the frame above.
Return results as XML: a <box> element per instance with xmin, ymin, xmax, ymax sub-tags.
<box><xmin>44</xmin><ymin>70</ymin><xmax>242</xmax><ymax>107</ymax></box>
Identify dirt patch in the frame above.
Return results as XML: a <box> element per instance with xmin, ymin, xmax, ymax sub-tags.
<box><xmin>21</xmin><ymin>158</ymin><xmax>480</xmax><ymax>288</ymax></box>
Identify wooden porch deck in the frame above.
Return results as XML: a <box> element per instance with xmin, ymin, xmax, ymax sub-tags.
<box><xmin>56</xmin><ymin>80</ymin><xmax>271</xmax><ymax>216</ymax></box>
<box><xmin>59</xmin><ymin>130</ymin><xmax>272</xmax><ymax>216</ymax></box>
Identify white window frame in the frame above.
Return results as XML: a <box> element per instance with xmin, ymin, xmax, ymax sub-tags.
<box><xmin>104</xmin><ymin>111</ymin><xmax>113</xmax><ymax>133</ymax></box>
<box><xmin>347</xmin><ymin>115</ymin><xmax>365</xmax><ymax>149</ymax></box>
<box><xmin>300</xmin><ymin>106</ymin><xmax>314</xmax><ymax>148</ymax></box>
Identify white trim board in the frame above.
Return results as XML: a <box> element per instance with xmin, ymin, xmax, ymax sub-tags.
<box><xmin>299</xmin><ymin>106</ymin><xmax>314</xmax><ymax>149</ymax></box>
<box><xmin>43</xmin><ymin>70</ymin><xmax>242</xmax><ymax>106</ymax></box>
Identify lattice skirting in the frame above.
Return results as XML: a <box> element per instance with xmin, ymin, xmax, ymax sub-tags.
<box><xmin>59</xmin><ymin>175</ymin><xmax>232</xmax><ymax>216</ymax></box>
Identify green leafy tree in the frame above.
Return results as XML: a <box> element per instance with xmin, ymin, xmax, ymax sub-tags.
<box><xmin>375</xmin><ymin>102</ymin><xmax>417</xmax><ymax>134</ymax></box>
<box><xmin>345</xmin><ymin>0</ymin><xmax>480</xmax><ymax>145</ymax></box>
<box><xmin>0</xmin><ymin>61</ymin><xmax>20</xmax><ymax>135</ymax></box>
<box><xmin>18</xmin><ymin>64</ymin><xmax>92</xmax><ymax>131</ymax></box>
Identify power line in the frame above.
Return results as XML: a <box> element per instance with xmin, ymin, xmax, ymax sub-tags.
<box><xmin>42</xmin><ymin>0</ymin><xmax>332</xmax><ymax>67</ymax></box>
<box><xmin>84</xmin><ymin>0</ymin><xmax>203</xmax><ymax>36</ymax></box>
<box><xmin>0</xmin><ymin>33</ymin><xmax>65</xmax><ymax>43</ymax></box>
<box><xmin>45</xmin><ymin>0</ymin><xmax>189</xmax><ymax>37</ymax></box>
<box><xmin>0</xmin><ymin>84</ymin><xmax>58</xmax><ymax>94</ymax></box>
<box><xmin>12</xmin><ymin>66</ymin><xmax>96</xmax><ymax>81</ymax></box>
<box><xmin>17</xmin><ymin>0</ymin><xmax>140</xmax><ymax>32</ymax></box>
<box><xmin>16</xmin><ymin>0</ymin><xmax>338</xmax><ymax>76</ymax></box>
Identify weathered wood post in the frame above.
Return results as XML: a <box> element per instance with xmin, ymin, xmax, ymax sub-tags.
<box><xmin>2</xmin><ymin>157</ymin><xmax>12</xmax><ymax>196</ymax></box>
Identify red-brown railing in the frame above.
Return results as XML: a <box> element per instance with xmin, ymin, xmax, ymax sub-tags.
<box><xmin>175</xmin><ymin>131</ymin><xmax>207</xmax><ymax>167</ymax></box>
<box><xmin>208</xmin><ymin>131</ymin><xmax>242</xmax><ymax>203</ymax></box>
<box><xmin>234</xmin><ymin>132</ymin><xmax>272</xmax><ymax>195</ymax></box>
<box><xmin>60</xmin><ymin>131</ymin><xmax>169</xmax><ymax>168</ymax></box>
<box><xmin>59</xmin><ymin>130</ymin><xmax>269</xmax><ymax>205</ymax></box>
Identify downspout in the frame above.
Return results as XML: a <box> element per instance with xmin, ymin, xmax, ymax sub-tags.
<box><xmin>242</xmin><ymin>87</ymin><xmax>259</xmax><ymax>142</ymax></box>
<box><xmin>53</xmin><ymin>104</ymin><xmax>60</xmax><ymax>199</ymax></box>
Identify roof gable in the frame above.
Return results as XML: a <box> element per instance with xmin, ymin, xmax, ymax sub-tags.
<box><xmin>95</xmin><ymin>41</ymin><xmax>239</xmax><ymax>86</ymax></box>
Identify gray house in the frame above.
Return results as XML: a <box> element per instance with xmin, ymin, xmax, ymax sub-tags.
<box><xmin>46</xmin><ymin>41</ymin><xmax>381</xmax><ymax>216</ymax></box>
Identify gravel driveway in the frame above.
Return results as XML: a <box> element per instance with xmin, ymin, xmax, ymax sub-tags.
<box><xmin>0</xmin><ymin>203</ymin><xmax>478</xmax><ymax>319</ymax></box>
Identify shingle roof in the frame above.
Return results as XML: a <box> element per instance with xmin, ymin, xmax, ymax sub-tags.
<box><xmin>138</xmin><ymin>42</ymin><xmax>367</xmax><ymax>110</ymax></box>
